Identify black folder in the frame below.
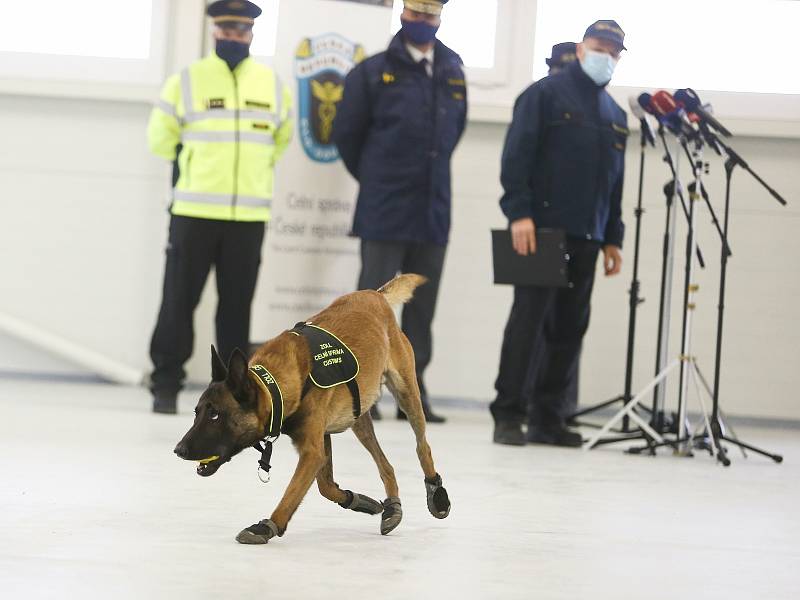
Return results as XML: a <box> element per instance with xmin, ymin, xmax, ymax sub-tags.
<box><xmin>491</xmin><ymin>228</ymin><xmax>569</xmax><ymax>287</ymax></box>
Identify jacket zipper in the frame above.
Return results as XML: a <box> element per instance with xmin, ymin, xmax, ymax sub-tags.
<box><xmin>593</xmin><ymin>92</ymin><xmax>605</xmax><ymax>236</ymax></box>
<box><xmin>232</xmin><ymin>70</ymin><xmax>240</xmax><ymax>217</ymax></box>
<box><xmin>185</xmin><ymin>148</ymin><xmax>194</xmax><ymax>189</ymax></box>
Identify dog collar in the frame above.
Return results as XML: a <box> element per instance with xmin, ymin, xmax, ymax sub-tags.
<box><xmin>249</xmin><ymin>365</ymin><xmax>284</xmax><ymax>482</ymax></box>
<box><xmin>250</xmin><ymin>365</ymin><xmax>284</xmax><ymax>437</ymax></box>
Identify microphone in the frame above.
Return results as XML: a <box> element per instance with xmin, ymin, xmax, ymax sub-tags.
<box><xmin>628</xmin><ymin>95</ymin><xmax>656</xmax><ymax>147</ymax></box>
<box><xmin>650</xmin><ymin>90</ymin><xmax>698</xmax><ymax>139</ymax></box>
<box><xmin>637</xmin><ymin>92</ymin><xmax>658</xmax><ymax>117</ymax></box>
<box><xmin>674</xmin><ymin>88</ymin><xmax>732</xmax><ymax>137</ymax></box>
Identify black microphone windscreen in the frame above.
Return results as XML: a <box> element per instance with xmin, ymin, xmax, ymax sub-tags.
<box><xmin>674</xmin><ymin>89</ymin><xmax>699</xmax><ymax>112</ymax></box>
<box><xmin>638</xmin><ymin>92</ymin><xmax>655</xmax><ymax>115</ymax></box>
<box><xmin>674</xmin><ymin>88</ymin><xmax>700</xmax><ymax>111</ymax></box>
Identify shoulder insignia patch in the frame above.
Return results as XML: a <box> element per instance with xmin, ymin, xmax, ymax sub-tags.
<box><xmin>246</xmin><ymin>99</ymin><xmax>272</xmax><ymax>110</ymax></box>
<box><xmin>612</xmin><ymin>123</ymin><xmax>630</xmax><ymax>135</ymax></box>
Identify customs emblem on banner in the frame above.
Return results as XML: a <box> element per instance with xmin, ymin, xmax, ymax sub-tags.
<box><xmin>295</xmin><ymin>34</ymin><xmax>365</xmax><ymax>163</ymax></box>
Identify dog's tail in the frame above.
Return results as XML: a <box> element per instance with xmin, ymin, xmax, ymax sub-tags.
<box><xmin>378</xmin><ymin>274</ymin><xmax>428</xmax><ymax>307</ymax></box>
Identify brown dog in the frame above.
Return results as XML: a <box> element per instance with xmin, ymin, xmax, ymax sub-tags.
<box><xmin>174</xmin><ymin>274</ymin><xmax>451</xmax><ymax>544</ymax></box>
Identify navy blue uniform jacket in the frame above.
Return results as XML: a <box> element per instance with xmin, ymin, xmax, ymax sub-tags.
<box><xmin>500</xmin><ymin>61</ymin><xmax>628</xmax><ymax>247</ymax></box>
<box><xmin>333</xmin><ymin>33</ymin><xmax>467</xmax><ymax>246</ymax></box>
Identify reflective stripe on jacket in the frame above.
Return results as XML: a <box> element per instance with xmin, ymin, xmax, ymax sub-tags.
<box><xmin>147</xmin><ymin>53</ymin><xmax>294</xmax><ymax>222</ymax></box>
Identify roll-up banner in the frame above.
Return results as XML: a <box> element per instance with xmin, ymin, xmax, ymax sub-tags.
<box><xmin>251</xmin><ymin>0</ymin><xmax>393</xmax><ymax>341</ymax></box>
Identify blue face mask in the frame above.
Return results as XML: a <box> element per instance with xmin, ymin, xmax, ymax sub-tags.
<box><xmin>580</xmin><ymin>49</ymin><xmax>617</xmax><ymax>86</ymax></box>
<box><xmin>401</xmin><ymin>18</ymin><xmax>440</xmax><ymax>45</ymax></box>
<box><xmin>216</xmin><ymin>39</ymin><xmax>250</xmax><ymax>71</ymax></box>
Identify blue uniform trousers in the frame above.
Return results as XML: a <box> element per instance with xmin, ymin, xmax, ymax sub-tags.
<box><xmin>491</xmin><ymin>239</ymin><xmax>599</xmax><ymax>429</ymax></box>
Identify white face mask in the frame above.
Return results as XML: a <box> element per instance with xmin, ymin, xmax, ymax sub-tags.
<box><xmin>580</xmin><ymin>48</ymin><xmax>617</xmax><ymax>86</ymax></box>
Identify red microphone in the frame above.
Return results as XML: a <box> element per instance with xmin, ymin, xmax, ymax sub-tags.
<box><xmin>649</xmin><ymin>90</ymin><xmax>696</xmax><ymax>138</ymax></box>
<box><xmin>649</xmin><ymin>90</ymin><xmax>679</xmax><ymax>117</ymax></box>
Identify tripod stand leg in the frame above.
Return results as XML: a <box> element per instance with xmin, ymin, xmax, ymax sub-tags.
<box><xmin>694</xmin><ymin>366</ymin><xmax>747</xmax><ymax>460</ymax></box>
<box><xmin>570</xmin><ymin>395</ymin><xmax>624</xmax><ymax>420</ymax></box>
<box><xmin>718</xmin><ymin>409</ymin><xmax>747</xmax><ymax>459</ymax></box>
<box><xmin>688</xmin><ymin>363</ymin><xmax>721</xmax><ymax>459</ymax></box>
<box><xmin>626</xmin><ymin>410</ymin><xmax>662</xmax><ymax>441</ymax></box>
<box><xmin>720</xmin><ymin>435</ymin><xmax>783</xmax><ymax>464</ymax></box>
<box><xmin>583</xmin><ymin>360</ymin><xmax>679</xmax><ymax>450</ymax></box>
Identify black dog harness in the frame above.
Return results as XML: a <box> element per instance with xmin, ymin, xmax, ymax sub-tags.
<box><xmin>249</xmin><ymin>322</ymin><xmax>361</xmax><ymax>482</ymax></box>
<box><xmin>290</xmin><ymin>321</ymin><xmax>361</xmax><ymax>419</ymax></box>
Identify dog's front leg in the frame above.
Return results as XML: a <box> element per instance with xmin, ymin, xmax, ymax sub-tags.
<box><xmin>236</xmin><ymin>429</ymin><xmax>326</xmax><ymax>545</ymax></box>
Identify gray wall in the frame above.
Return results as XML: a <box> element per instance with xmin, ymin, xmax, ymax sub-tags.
<box><xmin>429</xmin><ymin>121</ymin><xmax>800</xmax><ymax>420</ymax></box>
<box><xmin>1</xmin><ymin>0</ymin><xmax>798</xmax><ymax>420</ymax></box>
<box><xmin>1</xmin><ymin>95</ymin><xmax>798</xmax><ymax>420</ymax></box>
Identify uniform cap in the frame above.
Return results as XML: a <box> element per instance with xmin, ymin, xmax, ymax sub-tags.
<box><xmin>546</xmin><ymin>42</ymin><xmax>577</xmax><ymax>68</ymax></box>
<box><xmin>207</xmin><ymin>0</ymin><xmax>262</xmax><ymax>28</ymax></box>
<box><xmin>404</xmin><ymin>0</ymin><xmax>449</xmax><ymax>16</ymax></box>
<box><xmin>583</xmin><ymin>19</ymin><xmax>626</xmax><ymax>51</ymax></box>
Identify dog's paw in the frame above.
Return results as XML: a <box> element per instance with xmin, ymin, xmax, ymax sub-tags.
<box><xmin>338</xmin><ymin>490</ymin><xmax>383</xmax><ymax>515</ymax></box>
<box><xmin>381</xmin><ymin>496</ymin><xmax>402</xmax><ymax>535</ymax></box>
<box><xmin>424</xmin><ymin>474</ymin><xmax>451</xmax><ymax>519</ymax></box>
<box><xmin>235</xmin><ymin>519</ymin><xmax>280</xmax><ymax>545</ymax></box>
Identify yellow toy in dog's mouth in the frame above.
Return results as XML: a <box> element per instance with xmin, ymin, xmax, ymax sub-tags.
<box><xmin>196</xmin><ymin>455</ymin><xmax>224</xmax><ymax>477</ymax></box>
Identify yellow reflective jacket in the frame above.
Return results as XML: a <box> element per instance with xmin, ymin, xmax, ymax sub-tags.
<box><xmin>147</xmin><ymin>53</ymin><xmax>293</xmax><ymax>222</ymax></box>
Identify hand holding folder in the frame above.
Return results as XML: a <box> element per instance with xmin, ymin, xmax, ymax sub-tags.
<box><xmin>491</xmin><ymin>228</ymin><xmax>569</xmax><ymax>287</ymax></box>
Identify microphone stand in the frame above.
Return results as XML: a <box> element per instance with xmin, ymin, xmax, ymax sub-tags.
<box><xmin>626</xmin><ymin>135</ymin><xmax>728</xmax><ymax>457</ymax></box>
<box><xmin>577</xmin><ymin>124</ymin><xmax>707</xmax><ymax>449</ymax></box>
<box><xmin>704</xmin><ymin>136</ymin><xmax>786</xmax><ymax>466</ymax></box>
<box><xmin>583</xmin><ymin>128</ymin><xmax>715</xmax><ymax>454</ymax></box>
<box><xmin>650</xmin><ymin>127</ymin><xmax>691</xmax><ymax>433</ymax></box>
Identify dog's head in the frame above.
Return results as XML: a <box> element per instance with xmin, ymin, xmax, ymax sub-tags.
<box><xmin>174</xmin><ymin>346</ymin><xmax>264</xmax><ymax>477</ymax></box>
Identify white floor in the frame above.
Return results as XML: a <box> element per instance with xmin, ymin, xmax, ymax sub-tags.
<box><xmin>2</xmin><ymin>380</ymin><xmax>799</xmax><ymax>600</ymax></box>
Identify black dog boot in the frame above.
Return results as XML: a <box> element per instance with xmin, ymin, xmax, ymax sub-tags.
<box><xmin>424</xmin><ymin>474</ymin><xmax>451</xmax><ymax>519</ymax></box>
<box><xmin>152</xmin><ymin>392</ymin><xmax>177</xmax><ymax>415</ymax></box>
<box><xmin>236</xmin><ymin>519</ymin><xmax>280</xmax><ymax>544</ymax></box>
<box><xmin>338</xmin><ymin>490</ymin><xmax>384</xmax><ymax>515</ymax></box>
<box><xmin>381</xmin><ymin>496</ymin><xmax>402</xmax><ymax>535</ymax></box>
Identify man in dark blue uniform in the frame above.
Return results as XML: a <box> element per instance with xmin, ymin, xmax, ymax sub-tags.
<box><xmin>491</xmin><ymin>21</ymin><xmax>629</xmax><ymax>446</ymax></box>
<box><xmin>523</xmin><ymin>41</ymin><xmax>581</xmax><ymax>431</ymax></box>
<box><xmin>333</xmin><ymin>0</ymin><xmax>467</xmax><ymax>423</ymax></box>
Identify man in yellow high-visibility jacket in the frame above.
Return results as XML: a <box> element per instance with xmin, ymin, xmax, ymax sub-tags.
<box><xmin>147</xmin><ymin>0</ymin><xmax>293</xmax><ymax>414</ymax></box>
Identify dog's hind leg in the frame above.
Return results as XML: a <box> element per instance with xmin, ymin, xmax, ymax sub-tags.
<box><xmin>351</xmin><ymin>412</ymin><xmax>403</xmax><ymax>535</ymax></box>
<box><xmin>316</xmin><ymin>433</ymin><xmax>384</xmax><ymax>518</ymax></box>
<box><xmin>385</xmin><ymin>329</ymin><xmax>451</xmax><ymax>520</ymax></box>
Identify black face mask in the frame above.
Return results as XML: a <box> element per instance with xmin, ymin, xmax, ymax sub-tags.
<box><xmin>216</xmin><ymin>39</ymin><xmax>250</xmax><ymax>71</ymax></box>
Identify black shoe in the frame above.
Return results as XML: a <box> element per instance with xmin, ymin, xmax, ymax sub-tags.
<box><xmin>493</xmin><ymin>421</ymin><xmax>526</xmax><ymax>446</ymax></box>
<box><xmin>370</xmin><ymin>404</ymin><xmax>382</xmax><ymax>421</ymax></box>
<box><xmin>424</xmin><ymin>408</ymin><xmax>446</xmax><ymax>424</ymax></box>
<box><xmin>527</xmin><ymin>426</ymin><xmax>583</xmax><ymax>448</ymax></box>
<box><xmin>152</xmin><ymin>392</ymin><xmax>177</xmax><ymax>415</ymax></box>
<box><xmin>397</xmin><ymin>406</ymin><xmax>447</xmax><ymax>424</ymax></box>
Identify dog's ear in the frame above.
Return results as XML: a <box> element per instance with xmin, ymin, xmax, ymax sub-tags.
<box><xmin>211</xmin><ymin>345</ymin><xmax>227</xmax><ymax>382</ymax></box>
<box><xmin>226</xmin><ymin>347</ymin><xmax>255</xmax><ymax>405</ymax></box>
